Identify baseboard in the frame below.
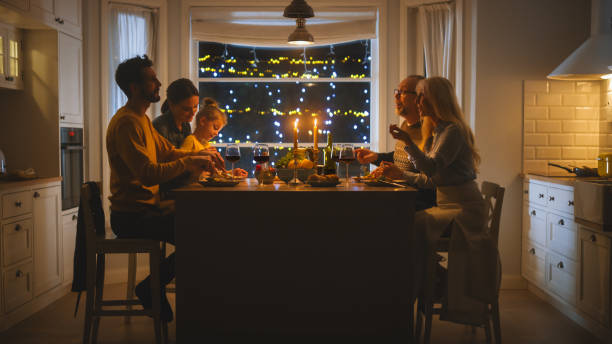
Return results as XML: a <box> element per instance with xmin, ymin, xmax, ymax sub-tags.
<box><xmin>527</xmin><ymin>283</ymin><xmax>612</xmax><ymax>343</ymax></box>
<box><xmin>0</xmin><ymin>284</ymin><xmax>71</xmax><ymax>332</ymax></box>
<box><xmin>500</xmin><ymin>274</ymin><xmax>527</xmax><ymax>290</ymax></box>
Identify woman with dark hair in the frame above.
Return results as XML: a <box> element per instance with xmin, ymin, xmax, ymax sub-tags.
<box><xmin>153</xmin><ymin>78</ymin><xmax>199</xmax><ymax>148</ymax></box>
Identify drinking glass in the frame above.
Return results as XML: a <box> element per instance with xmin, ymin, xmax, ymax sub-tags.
<box><xmin>253</xmin><ymin>143</ymin><xmax>270</xmax><ymax>169</ymax></box>
<box><xmin>339</xmin><ymin>144</ymin><xmax>356</xmax><ymax>187</ymax></box>
<box><xmin>225</xmin><ymin>143</ymin><xmax>240</xmax><ymax>179</ymax></box>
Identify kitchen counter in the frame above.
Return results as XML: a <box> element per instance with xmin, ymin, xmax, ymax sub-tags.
<box><xmin>0</xmin><ymin>176</ymin><xmax>62</xmax><ymax>190</ymax></box>
<box><xmin>521</xmin><ymin>173</ymin><xmax>611</xmax><ymax>187</ymax></box>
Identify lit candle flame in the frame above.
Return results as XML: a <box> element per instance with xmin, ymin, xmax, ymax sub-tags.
<box><xmin>294</xmin><ymin>119</ymin><xmax>299</xmax><ymax>128</ymax></box>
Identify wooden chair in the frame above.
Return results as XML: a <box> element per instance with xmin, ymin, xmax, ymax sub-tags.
<box><xmin>415</xmin><ymin>181</ymin><xmax>505</xmax><ymax>344</ymax></box>
<box><xmin>80</xmin><ymin>182</ymin><xmax>167</xmax><ymax>344</ymax></box>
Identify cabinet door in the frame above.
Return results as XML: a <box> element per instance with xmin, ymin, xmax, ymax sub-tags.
<box><xmin>0</xmin><ymin>0</ymin><xmax>30</xmax><ymax>11</ymax></box>
<box><xmin>522</xmin><ymin>242</ymin><xmax>546</xmax><ymax>288</ymax></box>
<box><xmin>523</xmin><ymin>203</ymin><xmax>547</xmax><ymax>247</ymax></box>
<box><xmin>547</xmin><ymin>251</ymin><xmax>577</xmax><ymax>306</ymax></box>
<box><xmin>578</xmin><ymin>227</ymin><xmax>610</xmax><ymax>326</ymax></box>
<box><xmin>32</xmin><ymin>186</ymin><xmax>62</xmax><ymax>296</ymax></box>
<box><xmin>0</xmin><ymin>25</ymin><xmax>23</xmax><ymax>90</ymax></box>
<box><xmin>30</xmin><ymin>0</ymin><xmax>53</xmax><ymax>13</ymax></box>
<box><xmin>54</xmin><ymin>0</ymin><xmax>80</xmax><ymax>32</ymax></box>
<box><xmin>548</xmin><ymin>187</ymin><xmax>574</xmax><ymax>215</ymax></box>
<box><xmin>548</xmin><ymin>213</ymin><xmax>578</xmax><ymax>260</ymax></box>
<box><xmin>2</xmin><ymin>218</ymin><xmax>33</xmax><ymax>267</ymax></box>
<box><xmin>3</xmin><ymin>261</ymin><xmax>33</xmax><ymax>313</ymax></box>
<box><xmin>62</xmin><ymin>211</ymin><xmax>78</xmax><ymax>284</ymax></box>
<box><xmin>58</xmin><ymin>32</ymin><xmax>83</xmax><ymax>126</ymax></box>
<box><xmin>528</xmin><ymin>182</ymin><xmax>548</xmax><ymax>207</ymax></box>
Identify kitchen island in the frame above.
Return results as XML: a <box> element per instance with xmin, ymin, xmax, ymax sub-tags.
<box><xmin>173</xmin><ymin>179</ymin><xmax>417</xmax><ymax>343</ymax></box>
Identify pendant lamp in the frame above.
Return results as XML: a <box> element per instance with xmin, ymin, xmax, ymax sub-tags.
<box><xmin>283</xmin><ymin>0</ymin><xmax>315</xmax><ymax>45</ymax></box>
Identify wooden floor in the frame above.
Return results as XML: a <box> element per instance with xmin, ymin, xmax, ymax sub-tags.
<box><xmin>0</xmin><ymin>284</ymin><xmax>604</xmax><ymax>344</ymax></box>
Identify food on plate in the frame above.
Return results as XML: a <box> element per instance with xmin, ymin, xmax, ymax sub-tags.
<box><xmin>307</xmin><ymin>174</ymin><xmax>339</xmax><ymax>183</ymax></box>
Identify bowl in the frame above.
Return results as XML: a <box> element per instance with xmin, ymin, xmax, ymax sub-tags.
<box><xmin>297</xmin><ymin>168</ymin><xmax>316</xmax><ymax>183</ymax></box>
<box><xmin>276</xmin><ymin>168</ymin><xmax>294</xmax><ymax>184</ymax></box>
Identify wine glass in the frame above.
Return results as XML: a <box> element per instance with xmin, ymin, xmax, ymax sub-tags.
<box><xmin>253</xmin><ymin>143</ymin><xmax>270</xmax><ymax>168</ymax></box>
<box><xmin>225</xmin><ymin>143</ymin><xmax>240</xmax><ymax>179</ymax></box>
<box><xmin>339</xmin><ymin>144</ymin><xmax>356</xmax><ymax>187</ymax></box>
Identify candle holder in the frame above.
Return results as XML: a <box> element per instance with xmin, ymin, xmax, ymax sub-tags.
<box><xmin>289</xmin><ymin>147</ymin><xmax>301</xmax><ymax>185</ymax></box>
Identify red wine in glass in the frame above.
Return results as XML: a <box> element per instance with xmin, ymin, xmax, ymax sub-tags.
<box><xmin>225</xmin><ymin>155</ymin><xmax>240</xmax><ymax>163</ymax></box>
<box><xmin>254</xmin><ymin>155</ymin><xmax>270</xmax><ymax>164</ymax></box>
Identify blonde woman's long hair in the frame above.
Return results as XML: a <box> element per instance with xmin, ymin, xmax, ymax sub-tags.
<box><xmin>195</xmin><ymin>97</ymin><xmax>227</xmax><ymax>128</ymax></box>
<box><xmin>422</xmin><ymin>77</ymin><xmax>481</xmax><ymax>170</ymax></box>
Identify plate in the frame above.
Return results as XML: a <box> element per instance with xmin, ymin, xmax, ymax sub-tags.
<box><xmin>198</xmin><ymin>179</ymin><xmax>240</xmax><ymax>187</ymax></box>
<box><xmin>307</xmin><ymin>181</ymin><xmax>341</xmax><ymax>187</ymax></box>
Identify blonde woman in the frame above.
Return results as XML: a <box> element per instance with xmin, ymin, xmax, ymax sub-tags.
<box><xmin>390</xmin><ymin>76</ymin><xmax>497</xmax><ymax>325</ymax></box>
<box><xmin>182</xmin><ymin>98</ymin><xmax>247</xmax><ymax>177</ymax></box>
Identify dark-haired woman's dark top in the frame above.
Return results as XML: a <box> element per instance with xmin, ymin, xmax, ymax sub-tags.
<box><xmin>153</xmin><ymin>110</ymin><xmax>191</xmax><ymax>148</ymax></box>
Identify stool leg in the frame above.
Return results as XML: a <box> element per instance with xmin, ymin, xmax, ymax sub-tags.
<box><xmin>125</xmin><ymin>252</ymin><xmax>137</xmax><ymax>323</ymax></box>
<box><xmin>92</xmin><ymin>254</ymin><xmax>106</xmax><ymax>344</ymax></box>
<box><xmin>492</xmin><ymin>301</ymin><xmax>502</xmax><ymax>344</ymax></box>
<box><xmin>83</xmin><ymin>250</ymin><xmax>97</xmax><ymax>344</ymax></box>
<box><xmin>150</xmin><ymin>248</ymin><xmax>163</xmax><ymax>344</ymax></box>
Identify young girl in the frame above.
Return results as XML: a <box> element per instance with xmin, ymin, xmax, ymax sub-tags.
<box><xmin>182</xmin><ymin>98</ymin><xmax>247</xmax><ymax>177</ymax></box>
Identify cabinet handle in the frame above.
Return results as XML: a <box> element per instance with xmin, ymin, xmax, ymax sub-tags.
<box><xmin>14</xmin><ymin>224</ymin><xmax>21</xmax><ymax>232</ymax></box>
<box><xmin>568</xmin><ymin>200</ymin><xmax>574</xmax><ymax>206</ymax></box>
<box><xmin>14</xmin><ymin>201</ymin><xmax>22</xmax><ymax>207</ymax></box>
<box><xmin>558</xmin><ymin>219</ymin><xmax>565</xmax><ymax>226</ymax></box>
<box><xmin>531</xmin><ymin>210</ymin><xmax>536</xmax><ymax>216</ymax></box>
<box><xmin>16</xmin><ymin>270</ymin><xmax>23</xmax><ymax>278</ymax></box>
<box><xmin>33</xmin><ymin>191</ymin><xmax>40</xmax><ymax>198</ymax></box>
<box><xmin>590</xmin><ymin>235</ymin><xmax>597</xmax><ymax>243</ymax></box>
<box><xmin>59</xmin><ymin>18</ymin><xmax>64</xmax><ymax>24</ymax></box>
<box><xmin>60</xmin><ymin>115</ymin><xmax>66</xmax><ymax>120</ymax></box>
<box><xmin>72</xmin><ymin>214</ymin><xmax>78</xmax><ymax>221</ymax></box>
<box><xmin>549</xmin><ymin>196</ymin><xmax>555</xmax><ymax>201</ymax></box>
<box><xmin>557</xmin><ymin>261</ymin><xmax>564</xmax><ymax>269</ymax></box>
<box><xmin>55</xmin><ymin>17</ymin><xmax>61</xmax><ymax>23</ymax></box>
<box><xmin>529</xmin><ymin>248</ymin><xmax>536</xmax><ymax>254</ymax></box>
<box><xmin>538</xmin><ymin>193</ymin><xmax>544</xmax><ymax>199</ymax></box>
<box><xmin>524</xmin><ymin>190</ymin><xmax>528</xmax><ymax>194</ymax></box>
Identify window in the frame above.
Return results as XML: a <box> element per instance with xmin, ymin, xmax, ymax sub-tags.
<box><xmin>8</xmin><ymin>39</ymin><xmax>18</xmax><ymax>77</ymax></box>
<box><xmin>197</xmin><ymin>40</ymin><xmax>372</xmax><ymax>174</ymax></box>
<box><xmin>0</xmin><ymin>36</ymin><xmax>4</xmax><ymax>75</ymax></box>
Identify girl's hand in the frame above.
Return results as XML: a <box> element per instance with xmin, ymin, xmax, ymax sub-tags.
<box><xmin>196</xmin><ymin>149</ymin><xmax>225</xmax><ymax>170</ymax></box>
<box><xmin>232</xmin><ymin>168</ymin><xmax>248</xmax><ymax>178</ymax></box>
<box><xmin>389</xmin><ymin>124</ymin><xmax>415</xmax><ymax>146</ymax></box>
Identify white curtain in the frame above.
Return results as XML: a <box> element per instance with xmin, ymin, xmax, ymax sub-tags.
<box><xmin>418</xmin><ymin>3</ymin><xmax>454</xmax><ymax>79</ymax></box>
<box><xmin>191</xmin><ymin>6</ymin><xmax>376</xmax><ymax>47</ymax></box>
<box><xmin>108</xmin><ymin>4</ymin><xmax>158</xmax><ymax>119</ymax></box>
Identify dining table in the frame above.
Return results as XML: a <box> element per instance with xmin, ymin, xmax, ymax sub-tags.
<box><xmin>172</xmin><ymin>178</ymin><xmax>418</xmax><ymax>343</ymax></box>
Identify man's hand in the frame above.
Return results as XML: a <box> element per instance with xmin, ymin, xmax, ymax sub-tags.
<box><xmin>232</xmin><ymin>168</ymin><xmax>248</xmax><ymax>178</ymax></box>
<box><xmin>355</xmin><ymin>148</ymin><xmax>378</xmax><ymax>164</ymax></box>
<box><xmin>389</xmin><ymin>124</ymin><xmax>415</xmax><ymax>146</ymax></box>
<box><xmin>370</xmin><ymin>161</ymin><xmax>404</xmax><ymax>180</ymax></box>
<box><xmin>195</xmin><ymin>148</ymin><xmax>225</xmax><ymax>170</ymax></box>
<box><xmin>186</xmin><ymin>156</ymin><xmax>214</xmax><ymax>174</ymax></box>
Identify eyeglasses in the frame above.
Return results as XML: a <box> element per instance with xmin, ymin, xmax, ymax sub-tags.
<box><xmin>394</xmin><ymin>89</ymin><xmax>417</xmax><ymax>96</ymax></box>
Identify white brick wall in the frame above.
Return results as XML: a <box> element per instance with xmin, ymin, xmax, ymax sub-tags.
<box><xmin>523</xmin><ymin>80</ymin><xmax>606</xmax><ymax>175</ymax></box>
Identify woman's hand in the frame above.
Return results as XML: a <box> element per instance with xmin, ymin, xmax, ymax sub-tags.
<box><xmin>389</xmin><ymin>124</ymin><xmax>415</xmax><ymax>146</ymax></box>
<box><xmin>355</xmin><ymin>148</ymin><xmax>378</xmax><ymax>164</ymax></box>
<box><xmin>232</xmin><ymin>168</ymin><xmax>248</xmax><ymax>178</ymax></box>
<box><xmin>196</xmin><ymin>149</ymin><xmax>225</xmax><ymax>170</ymax></box>
<box><xmin>370</xmin><ymin>161</ymin><xmax>404</xmax><ymax>180</ymax></box>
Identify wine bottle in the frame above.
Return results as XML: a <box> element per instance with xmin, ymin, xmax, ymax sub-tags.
<box><xmin>323</xmin><ymin>133</ymin><xmax>337</xmax><ymax>175</ymax></box>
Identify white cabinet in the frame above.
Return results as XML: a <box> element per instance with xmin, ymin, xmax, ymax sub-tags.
<box><xmin>522</xmin><ymin>179</ymin><xmax>578</xmax><ymax>306</ymax></box>
<box><xmin>32</xmin><ymin>186</ymin><xmax>61</xmax><ymax>296</ymax></box>
<box><xmin>58</xmin><ymin>32</ymin><xmax>83</xmax><ymax>126</ymax></box>
<box><xmin>0</xmin><ymin>22</ymin><xmax>23</xmax><ymax>90</ymax></box>
<box><xmin>30</xmin><ymin>0</ymin><xmax>81</xmax><ymax>39</ymax></box>
<box><xmin>0</xmin><ymin>0</ymin><xmax>30</xmax><ymax>11</ymax></box>
<box><xmin>578</xmin><ymin>226</ymin><xmax>611</xmax><ymax>327</ymax></box>
<box><xmin>0</xmin><ymin>180</ymin><xmax>63</xmax><ymax>326</ymax></box>
<box><xmin>61</xmin><ymin>210</ymin><xmax>77</xmax><ymax>285</ymax></box>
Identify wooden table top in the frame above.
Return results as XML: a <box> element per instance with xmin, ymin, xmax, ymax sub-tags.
<box><xmin>174</xmin><ymin>178</ymin><xmax>417</xmax><ymax>193</ymax></box>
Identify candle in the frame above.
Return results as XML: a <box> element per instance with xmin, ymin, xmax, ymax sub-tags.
<box><xmin>313</xmin><ymin>118</ymin><xmax>318</xmax><ymax>149</ymax></box>
<box><xmin>293</xmin><ymin>119</ymin><xmax>299</xmax><ymax>150</ymax></box>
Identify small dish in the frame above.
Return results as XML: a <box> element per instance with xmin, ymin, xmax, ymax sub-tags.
<box><xmin>307</xmin><ymin>180</ymin><xmax>341</xmax><ymax>187</ymax></box>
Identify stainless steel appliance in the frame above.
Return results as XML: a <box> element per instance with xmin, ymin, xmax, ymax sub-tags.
<box><xmin>574</xmin><ymin>180</ymin><xmax>612</xmax><ymax>231</ymax></box>
<box><xmin>60</xmin><ymin>127</ymin><xmax>84</xmax><ymax>210</ymax></box>
<box><xmin>0</xmin><ymin>148</ymin><xmax>5</xmax><ymax>174</ymax></box>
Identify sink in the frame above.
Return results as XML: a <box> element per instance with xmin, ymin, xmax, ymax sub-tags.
<box><xmin>574</xmin><ymin>180</ymin><xmax>612</xmax><ymax>231</ymax></box>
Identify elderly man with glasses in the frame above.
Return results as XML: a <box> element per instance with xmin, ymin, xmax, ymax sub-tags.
<box><xmin>355</xmin><ymin>74</ymin><xmax>436</xmax><ymax>210</ymax></box>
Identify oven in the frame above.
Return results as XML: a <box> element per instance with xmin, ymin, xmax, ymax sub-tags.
<box><xmin>60</xmin><ymin>127</ymin><xmax>84</xmax><ymax>210</ymax></box>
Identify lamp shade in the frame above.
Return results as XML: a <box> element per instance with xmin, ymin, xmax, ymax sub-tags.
<box><xmin>288</xmin><ymin>18</ymin><xmax>314</xmax><ymax>45</ymax></box>
<box><xmin>283</xmin><ymin>0</ymin><xmax>314</xmax><ymax>18</ymax></box>
<box><xmin>548</xmin><ymin>34</ymin><xmax>612</xmax><ymax>80</ymax></box>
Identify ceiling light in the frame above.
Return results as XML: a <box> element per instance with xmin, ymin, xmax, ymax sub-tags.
<box><xmin>283</xmin><ymin>0</ymin><xmax>314</xmax><ymax>45</ymax></box>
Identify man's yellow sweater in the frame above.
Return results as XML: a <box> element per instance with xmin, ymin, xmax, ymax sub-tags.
<box><xmin>106</xmin><ymin>106</ymin><xmax>192</xmax><ymax>212</ymax></box>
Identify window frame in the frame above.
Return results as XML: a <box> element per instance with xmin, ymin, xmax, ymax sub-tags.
<box><xmin>193</xmin><ymin>40</ymin><xmax>374</xmax><ymax>149</ymax></box>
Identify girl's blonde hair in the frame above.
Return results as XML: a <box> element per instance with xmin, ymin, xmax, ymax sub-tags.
<box><xmin>422</xmin><ymin>77</ymin><xmax>481</xmax><ymax>170</ymax></box>
<box><xmin>195</xmin><ymin>97</ymin><xmax>227</xmax><ymax>127</ymax></box>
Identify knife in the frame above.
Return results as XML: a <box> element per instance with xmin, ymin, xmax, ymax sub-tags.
<box><xmin>377</xmin><ymin>179</ymin><xmax>409</xmax><ymax>188</ymax></box>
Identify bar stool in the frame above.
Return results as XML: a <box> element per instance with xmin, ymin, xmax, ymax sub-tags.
<box><xmin>80</xmin><ymin>182</ymin><xmax>167</xmax><ymax>344</ymax></box>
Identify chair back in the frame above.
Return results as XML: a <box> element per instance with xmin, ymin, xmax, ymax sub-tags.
<box><xmin>80</xmin><ymin>182</ymin><xmax>106</xmax><ymax>246</ymax></box>
<box><xmin>481</xmin><ymin>181</ymin><xmax>505</xmax><ymax>247</ymax></box>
